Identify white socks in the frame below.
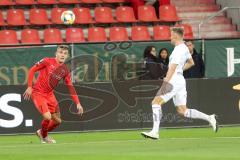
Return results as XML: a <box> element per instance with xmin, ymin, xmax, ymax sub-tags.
<box><xmin>151</xmin><ymin>104</ymin><xmax>162</xmax><ymax>134</ymax></box>
<box><xmin>184</xmin><ymin>109</ymin><xmax>210</xmax><ymax>122</ymax></box>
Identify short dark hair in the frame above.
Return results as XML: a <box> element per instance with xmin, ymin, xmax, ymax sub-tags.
<box><xmin>171</xmin><ymin>27</ymin><xmax>184</xmax><ymax>37</ymax></box>
<box><xmin>144</xmin><ymin>46</ymin><xmax>155</xmax><ymax>58</ymax></box>
<box><xmin>57</xmin><ymin>45</ymin><xmax>69</xmax><ymax>50</ymax></box>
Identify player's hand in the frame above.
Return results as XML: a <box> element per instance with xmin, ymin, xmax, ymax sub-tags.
<box><xmin>76</xmin><ymin>104</ymin><xmax>84</xmax><ymax>116</ymax></box>
<box><xmin>23</xmin><ymin>87</ymin><xmax>33</xmax><ymax>100</ymax></box>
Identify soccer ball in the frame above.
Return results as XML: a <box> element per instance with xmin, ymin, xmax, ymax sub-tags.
<box><xmin>61</xmin><ymin>10</ymin><xmax>75</xmax><ymax>25</ymax></box>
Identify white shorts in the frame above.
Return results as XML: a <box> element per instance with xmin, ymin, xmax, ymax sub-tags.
<box><xmin>160</xmin><ymin>82</ymin><xmax>187</xmax><ymax>106</ymax></box>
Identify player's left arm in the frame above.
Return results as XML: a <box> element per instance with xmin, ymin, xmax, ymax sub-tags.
<box><xmin>183</xmin><ymin>58</ymin><xmax>194</xmax><ymax>71</ymax></box>
<box><xmin>65</xmin><ymin>74</ymin><xmax>84</xmax><ymax>115</ymax></box>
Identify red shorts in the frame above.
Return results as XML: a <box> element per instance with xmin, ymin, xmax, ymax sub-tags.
<box><xmin>31</xmin><ymin>91</ymin><xmax>59</xmax><ymax>114</ymax></box>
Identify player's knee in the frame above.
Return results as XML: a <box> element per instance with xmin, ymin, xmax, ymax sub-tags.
<box><xmin>43</xmin><ymin>112</ymin><xmax>52</xmax><ymax>121</ymax></box>
<box><xmin>176</xmin><ymin>107</ymin><xmax>187</xmax><ymax>117</ymax></box>
<box><xmin>55</xmin><ymin>118</ymin><xmax>62</xmax><ymax>124</ymax></box>
<box><xmin>151</xmin><ymin>97</ymin><xmax>164</xmax><ymax>105</ymax></box>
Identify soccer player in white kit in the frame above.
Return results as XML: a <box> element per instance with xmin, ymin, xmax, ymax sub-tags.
<box><xmin>141</xmin><ymin>27</ymin><xmax>218</xmax><ymax>139</ymax></box>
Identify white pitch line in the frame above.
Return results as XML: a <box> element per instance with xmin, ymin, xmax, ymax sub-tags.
<box><xmin>0</xmin><ymin>137</ymin><xmax>240</xmax><ymax>149</ymax></box>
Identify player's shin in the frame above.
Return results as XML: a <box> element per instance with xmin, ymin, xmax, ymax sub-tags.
<box><xmin>48</xmin><ymin>120</ymin><xmax>60</xmax><ymax>132</ymax></box>
<box><xmin>151</xmin><ymin>104</ymin><xmax>162</xmax><ymax>134</ymax></box>
<box><xmin>41</xmin><ymin>119</ymin><xmax>50</xmax><ymax>138</ymax></box>
<box><xmin>184</xmin><ymin>109</ymin><xmax>210</xmax><ymax>122</ymax></box>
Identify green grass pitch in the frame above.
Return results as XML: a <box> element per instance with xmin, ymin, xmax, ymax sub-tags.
<box><xmin>0</xmin><ymin>126</ymin><xmax>240</xmax><ymax>160</ymax></box>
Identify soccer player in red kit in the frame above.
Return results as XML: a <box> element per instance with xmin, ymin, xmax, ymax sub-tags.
<box><xmin>23</xmin><ymin>45</ymin><xmax>83</xmax><ymax>144</ymax></box>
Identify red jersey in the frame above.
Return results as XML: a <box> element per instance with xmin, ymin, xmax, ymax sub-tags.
<box><xmin>28</xmin><ymin>57</ymin><xmax>80</xmax><ymax>105</ymax></box>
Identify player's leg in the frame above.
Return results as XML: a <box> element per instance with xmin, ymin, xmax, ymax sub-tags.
<box><xmin>174</xmin><ymin>88</ymin><xmax>218</xmax><ymax>132</ymax></box>
<box><xmin>48</xmin><ymin>112</ymin><xmax>61</xmax><ymax>132</ymax></box>
<box><xmin>141</xmin><ymin>89</ymin><xmax>175</xmax><ymax>139</ymax></box>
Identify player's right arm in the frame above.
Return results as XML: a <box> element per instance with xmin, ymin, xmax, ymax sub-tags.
<box><xmin>183</xmin><ymin>58</ymin><xmax>194</xmax><ymax>71</ymax></box>
<box><xmin>23</xmin><ymin>58</ymin><xmax>47</xmax><ymax>100</ymax></box>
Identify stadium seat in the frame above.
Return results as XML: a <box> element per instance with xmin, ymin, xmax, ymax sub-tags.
<box><xmin>94</xmin><ymin>7</ymin><xmax>115</xmax><ymax>23</ymax></box>
<box><xmin>138</xmin><ymin>5</ymin><xmax>158</xmax><ymax>22</ymax></box>
<box><xmin>51</xmin><ymin>8</ymin><xmax>67</xmax><ymax>24</ymax></box>
<box><xmin>0</xmin><ymin>30</ymin><xmax>18</xmax><ymax>45</ymax></box>
<box><xmin>109</xmin><ymin>27</ymin><xmax>129</xmax><ymax>42</ymax></box>
<box><xmin>159</xmin><ymin>5</ymin><xmax>180</xmax><ymax>22</ymax></box>
<box><xmin>131</xmin><ymin>26</ymin><xmax>151</xmax><ymax>41</ymax></box>
<box><xmin>81</xmin><ymin>0</ymin><xmax>102</xmax><ymax>3</ymax></box>
<box><xmin>103</xmin><ymin>0</ymin><xmax>125</xmax><ymax>2</ymax></box>
<box><xmin>116</xmin><ymin>6</ymin><xmax>137</xmax><ymax>22</ymax></box>
<box><xmin>0</xmin><ymin>11</ymin><xmax>6</xmax><ymax>26</ymax></box>
<box><xmin>7</xmin><ymin>9</ymin><xmax>26</xmax><ymax>26</ymax></box>
<box><xmin>66</xmin><ymin>28</ymin><xmax>85</xmax><ymax>43</ymax></box>
<box><xmin>58</xmin><ymin>0</ymin><xmax>79</xmax><ymax>4</ymax></box>
<box><xmin>176</xmin><ymin>24</ymin><xmax>194</xmax><ymax>39</ymax></box>
<box><xmin>30</xmin><ymin>8</ymin><xmax>51</xmax><ymax>25</ymax></box>
<box><xmin>44</xmin><ymin>28</ymin><xmax>63</xmax><ymax>43</ymax></box>
<box><xmin>37</xmin><ymin>0</ymin><xmax>58</xmax><ymax>4</ymax></box>
<box><xmin>0</xmin><ymin>0</ymin><xmax>14</xmax><ymax>5</ymax></box>
<box><xmin>21</xmin><ymin>29</ymin><xmax>41</xmax><ymax>44</ymax></box>
<box><xmin>15</xmin><ymin>0</ymin><xmax>36</xmax><ymax>5</ymax></box>
<box><xmin>88</xmin><ymin>27</ymin><xmax>107</xmax><ymax>42</ymax></box>
<box><xmin>73</xmin><ymin>7</ymin><xmax>93</xmax><ymax>24</ymax></box>
<box><xmin>153</xmin><ymin>25</ymin><xmax>170</xmax><ymax>40</ymax></box>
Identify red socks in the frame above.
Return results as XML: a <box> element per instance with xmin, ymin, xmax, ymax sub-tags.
<box><xmin>48</xmin><ymin>120</ymin><xmax>59</xmax><ymax>132</ymax></box>
<box><xmin>41</xmin><ymin>119</ymin><xmax>50</xmax><ymax>138</ymax></box>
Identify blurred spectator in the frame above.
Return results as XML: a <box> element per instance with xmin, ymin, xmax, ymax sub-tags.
<box><xmin>130</xmin><ymin>0</ymin><xmax>145</xmax><ymax>19</ymax></box>
<box><xmin>158</xmin><ymin>48</ymin><xmax>169</xmax><ymax>78</ymax></box>
<box><xmin>146</xmin><ymin>0</ymin><xmax>171</xmax><ymax>17</ymax></box>
<box><xmin>140</xmin><ymin>46</ymin><xmax>163</xmax><ymax>80</ymax></box>
<box><xmin>130</xmin><ymin>0</ymin><xmax>170</xmax><ymax>18</ymax></box>
<box><xmin>184</xmin><ymin>41</ymin><xmax>205</xmax><ymax>78</ymax></box>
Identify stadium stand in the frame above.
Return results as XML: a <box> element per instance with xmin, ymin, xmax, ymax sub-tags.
<box><xmin>172</xmin><ymin>0</ymin><xmax>240</xmax><ymax>38</ymax></box>
<box><xmin>109</xmin><ymin>27</ymin><xmax>129</xmax><ymax>41</ymax></box>
<box><xmin>0</xmin><ymin>30</ymin><xmax>19</xmax><ymax>44</ymax></box>
<box><xmin>66</xmin><ymin>28</ymin><xmax>85</xmax><ymax>43</ymax></box>
<box><xmin>153</xmin><ymin>25</ymin><xmax>171</xmax><ymax>40</ymax></box>
<box><xmin>21</xmin><ymin>29</ymin><xmax>41</xmax><ymax>44</ymax></box>
<box><xmin>43</xmin><ymin>28</ymin><xmax>63</xmax><ymax>43</ymax></box>
<box><xmin>88</xmin><ymin>27</ymin><xmax>107</xmax><ymax>42</ymax></box>
<box><xmin>7</xmin><ymin>9</ymin><xmax>27</xmax><ymax>26</ymax></box>
<box><xmin>0</xmin><ymin>0</ymin><xmax>239</xmax><ymax>45</ymax></box>
<box><xmin>73</xmin><ymin>7</ymin><xmax>93</xmax><ymax>24</ymax></box>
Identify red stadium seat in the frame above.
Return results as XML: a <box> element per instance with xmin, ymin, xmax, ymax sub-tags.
<box><xmin>51</xmin><ymin>8</ymin><xmax>67</xmax><ymax>24</ymax></box>
<box><xmin>176</xmin><ymin>24</ymin><xmax>194</xmax><ymax>39</ymax></box>
<box><xmin>30</xmin><ymin>8</ymin><xmax>51</xmax><ymax>25</ymax></box>
<box><xmin>116</xmin><ymin>6</ymin><xmax>137</xmax><ymax>22</ymax></box>
<box><xmin>21</xmin><ymin>29</ymin><xmax>41</xmax><ymax>44</ymax></box>
<box><xmin>131</xmin><ymin>26</ymin><xmax>151</xmax><ymax>41</ymax></box>
<box><xmin>153</xmin><ymin>25</ymin><xmax>170</xmax><ymax>40</ymax></box>
<box><xmin>88</xmin><ymin>27</ymin><xmax>107</xmax><ymax>42</ymax></box>
<box><xmin>44</xmin><ymin>28</ymin><xmax>63</xmax><ymax>43</ymax></box>
<box><xmin>0</xmin><ymin>30</ymin><xmax>18</xmax><ymax>45</ymax></box>
<box><xmin>0</xmin><ymin>11</ymin><xmax>6</xmax><ymax>26</ymax></box>
<box><xmin>109</xmin><ymin>27</ymin><xmax>129</xmax><ymax>42</ymax></box>
<box><xmin>103</xmin><ymin>0</ymin><xmax>125</xmax><ymax>2</ymax></box>
<box><xmin>0</xmin><ymin>0</ymin><xmax>14</xmax><ymax>5</ymax></box>
<box><xmin>66</xmin><ymin>28</ymin><xmax>85</xmax><ymax>43</ymax></box>
<box><xmin>159</xmin><ymin>5</ymin><xmax>180</xmax><ymax>22</ymax></box>
<box><xmin>7</xmin><ymin>9</ymin><xmax>26</xmax><ymax>26</ymax></box>
<box><xmin>138</xmin><ymin>5</ymin><xmax>158</xmax><ymax>22</ymax></box>
<box><xmin>58</xmin><ymin>0</ymin><xmax>79</xmax><ymax>4</ymax></box>
<box><xmin>37</xmin><ymin>0</ymin><xmax>58</xmax><ymax>4</ymax></box>
<box><xmin>81</xmin><ymin>0</ymin><xmax>102</xmax><ymax>3</ymax></box>
<box><xmin>73</xmin><ymin>7</ymin><xmax>93</xmax><ymax>24</ymax></box>
<box><xmin>15</xmin><ymin>0</ymin><xmax>36</xmax><ymax>5</ymax></box>
<box><xmin>94</xmin><ymin>7</ymin><xmax>115</xmax><ymax>23</ymax></box>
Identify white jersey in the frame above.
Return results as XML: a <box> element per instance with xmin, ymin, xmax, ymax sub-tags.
<box><xmin>169</xmin><ymin>43</ymin><xmax>192</xmax><ymax>84</ymax></box>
